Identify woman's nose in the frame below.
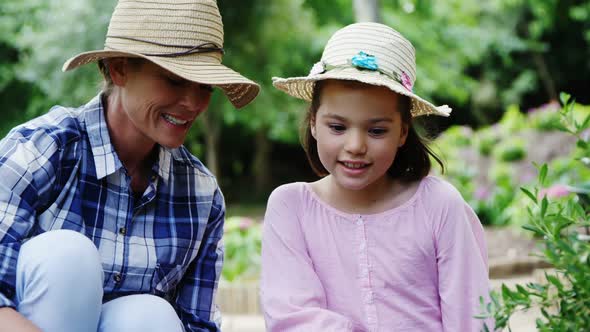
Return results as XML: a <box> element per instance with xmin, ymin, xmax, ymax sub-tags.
<box><xmin>181</xmin><ymin>84</ymin><xmax>212</xmax><ymax>114</ymax></box>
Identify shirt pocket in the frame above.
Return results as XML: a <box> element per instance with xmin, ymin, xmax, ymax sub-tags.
<box><xmin>151</xmin><ymin>263</ymin><xmax>188</xmax><ymax>296</ymax></box>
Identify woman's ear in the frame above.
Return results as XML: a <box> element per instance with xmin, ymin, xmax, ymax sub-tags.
<box><xmin>106</xmin><ymin>58</ymin><xmax>128</xmax><ymax>87</ymax></box>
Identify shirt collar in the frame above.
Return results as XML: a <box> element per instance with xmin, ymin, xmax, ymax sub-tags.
<box><xmin>83</xmin><ymin>94</ymin><xmax>203</xmax><ymax>181</ymax></box>
<box><xmin>84</xmin><ymin>94</ymin><xmax>123</xmax><ymax>179</ymax></box>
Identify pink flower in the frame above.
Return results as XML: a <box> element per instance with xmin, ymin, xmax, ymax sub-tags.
<box><xmin>475</xmin><ymin>187</ymin><xmax>490</xmax><ymax>200</ymax></box>
<box><xmin>539</xmin><ymin>184</ymin><xmax>571</xmax><ymax>199</ymax></box>
<box><xmin>238</xmin><ymin>217</ymin><xmax>254</xmax><ymax>231</ymax></box>
<box><xmin>527</xmin><ymin>100</ymin><xmax>559</xmax><ymax>113</ymax></box>
<box><xmin>401</xmin><ymin>71</ymin><xmax>413</xmax><ymax>92</ymax></box>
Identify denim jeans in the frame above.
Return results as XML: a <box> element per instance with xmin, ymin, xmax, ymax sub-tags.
<box><xmin>15</xmin><ymin>229</ymin><xmax>184</xmax><ymax>332</ymax></box>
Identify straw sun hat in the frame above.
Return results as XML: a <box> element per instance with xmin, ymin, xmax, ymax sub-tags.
<box><xmin>63</xmin><ymin>0</ymin><xmax>259</xmax><ymax>109</ymax></box>
<box><xmin>273</xmin><ymin>22</ymin><xmax>451</xmax><ymax>117</ymax></box>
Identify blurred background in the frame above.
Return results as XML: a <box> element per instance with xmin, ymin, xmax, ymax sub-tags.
<box><xmin>2</xmin><ymin>0</ymin><xmax>588</xmax><ymax>205</ymax></box>
<box><xmin>1</xmin><ymin>0</ymin><xmax>590</xmax><ymax>330</ymax></box>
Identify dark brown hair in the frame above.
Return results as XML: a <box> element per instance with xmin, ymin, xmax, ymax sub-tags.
<box><xmin>302</xmin><ymin>80</ymin><xmax>444</xmax><ymax>183</ymax></box>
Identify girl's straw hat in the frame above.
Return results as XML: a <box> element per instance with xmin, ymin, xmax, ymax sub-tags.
<box><xmin>272</xmin><ymin>22</ymin><xmax>451</xmax><ymax>117</ymax></box>
<box><xmin>62</xmin><ymin>0</ymin><xmax>259</xmax><ymax>109</ymax></box>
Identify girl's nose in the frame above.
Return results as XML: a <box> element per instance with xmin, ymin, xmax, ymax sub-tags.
<box><xmin>344</xmin><ymin>130</ymin><xmax>367</xmax><ymax>155</ymax></box>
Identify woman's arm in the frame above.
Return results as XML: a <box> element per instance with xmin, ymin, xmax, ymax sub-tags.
<box><xmin>174</xmin><ymin>187</ymin><xmax>225</xmax><ymax>332</ymax></box>
<box><xmin>0</xmin><ymin>307</ymin><xmax>43</xmax><ymax>332</ymax></box>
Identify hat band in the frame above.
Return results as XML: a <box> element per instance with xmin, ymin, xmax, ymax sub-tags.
<box><xmin>106</xmin><ymin>36</ymin><xmax>224</xmax><ymax>58</ymax></box>
<box><xmin>322</xmin><ymin>62</ymin><xmax>413</xmax><ymax>93</ymax></box>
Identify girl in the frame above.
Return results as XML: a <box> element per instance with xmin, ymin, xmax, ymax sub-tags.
<box><xmin>261</xmin><ymin>22</ymin><xmax>491</xmax><ymax>331</ymax></box>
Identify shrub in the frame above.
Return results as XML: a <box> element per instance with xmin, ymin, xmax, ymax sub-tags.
<box><xmin>493</xmin><ymin>138</ymin><xmax>526</xmax><ymax>162</ymax></box>
<box><xmin>478</xmin><ymin>93</ymin><xmax>590</xmax><ymax>331</ymax></box>
<box><xmin>222</xmin><ymin>216</ymin><xmax>262</xmax><ymax>282</ymax></box>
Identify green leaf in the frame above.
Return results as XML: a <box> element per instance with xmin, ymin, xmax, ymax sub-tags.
<box><xmin>540</xmin><ymin>196</ymin><xmax>548</xmax><ymax>218</ymax></box>
<box><xmin>522</xmin><ymin>224</ymin><xmax>545</xmax><ymax>236</ymax></box>
<box><xmin>581</xmin><ymin>114</ymin><xmax>590</xmax><ymax>130</ymax></box>
<box><xmin>559</xmin><ymin>92</ymin><xmax>571</xmax><ymax>105</ymax></box>
<box><xmin>546</xmin><ymin>274</ymin><xmax>564</xmax><ymax>292</ymax></box>
<box><xmin>539</xmin><ymin>164</ymin><xmax>548</xmax><ymax>186</ymax></box>
<box><xmin>521</xmin><ymin>187</ymin><xmax>538</xmax><ymax>204</ymax></box>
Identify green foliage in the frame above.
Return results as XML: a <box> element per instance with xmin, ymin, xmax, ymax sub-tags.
<box><xmin>498</xmin><ymin>105</ymin><xmax>526</xmax><ymax>133</ymax></box>
<box><xmin>476</xmin><ymin>127</ymin><xmax>500</xmax><ymax>156</ymax></box>
<box><xmin>222</xmin><ymin>216</ymin><xmax>262</xmax><ymax>282</ymax></box>
<box><xmin>0</xmin><ymin>0</ymin><xmax>117</xmax><ymax>117</ymax></box>
<box><xmin>438</xmin><ymin>126</ymin><xmax>472</xmax><ymax>147</ymax></box>
<box><xmin>216</xmin><ymin>0</ymin><xmax>322</xmax><ymax>144</ymax></box>
<box><xmin>437</xmin><ymin>97</ymin><xmax>589</xmax><ymax>227</ymax></box>
<box><xmin>478</xmin><ymin>93</ymin><xmax>590</xmax><ymax>331</ymax></box>
<box><xmin>493</xmin><ymin>138</ymin><xmax>526</xmax><ymax>162</ymax></box>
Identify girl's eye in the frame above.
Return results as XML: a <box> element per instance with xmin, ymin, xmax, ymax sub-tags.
<box><xmin>166</xmin><ymin>77</ymin><xmax>186</xmax><ymax>87</ymax></box>
<box><xmin>369</xmin><ymin>128</ymin><xmax>388</xmax><ymax>136</ymax></box>
<box><xmin>328</xmin><ymin>124</ymin><xmax>346</xmax><ymax>133</ymax></box>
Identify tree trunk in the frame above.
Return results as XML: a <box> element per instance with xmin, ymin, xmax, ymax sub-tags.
<box><xmin>252</xmin><ymin>128</ymin><xmax>271</xmax><ymax>195</ymax></box>
<box><xmin>353</xmin><ymin>0</ymin><xmax>381</xmax><ymax>22</ymax></box>
<box><xmin>532</xmin><ymin>53</ymin><xmax>558</xmax><ymax>102</ymax></box>
<box><xmin>201</xmin><ymin>110</ymin><xmax>221</xmax><ymax>177</ymax></box>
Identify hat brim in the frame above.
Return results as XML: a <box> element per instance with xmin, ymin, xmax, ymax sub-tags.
<box><xmin>272</xmin><ymin>67</ymin><xmax>450</xmax><ymax>117</ymax></box>
<box><xmin>63</xmin><ymin>50</ymin><xmax>260</xmax><ymax>109</ymax></box>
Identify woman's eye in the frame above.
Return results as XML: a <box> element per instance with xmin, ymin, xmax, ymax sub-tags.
<box><xmin>200</xmin><ymin>84</ymin><xmax>214</xmax><ymax>92</ymax></box>
<box><xmin>328</xmin><ymin>124</ymin><xmax>346</xmax><ymax>133</ymax></box>
<box><xmin>369</xmin><ymin>128</ymin><xmax>388</xmax><ymax>136</ymax></box>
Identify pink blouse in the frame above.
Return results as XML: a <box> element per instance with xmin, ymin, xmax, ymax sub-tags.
<box><xmin>260</xmin><ymin>176</ymin><xmax>492</xmax><ymax>332</ymax></box>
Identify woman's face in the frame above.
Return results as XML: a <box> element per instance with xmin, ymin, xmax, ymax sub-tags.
<box><xmin>311</xmin><ymin>80</ymin><xmax>408</xmax><ymax>192</ymax></box>
<box><xmin>110</xmin><ymin>59</ymin><xmax>213</xmax><ymax>149</ymax></box>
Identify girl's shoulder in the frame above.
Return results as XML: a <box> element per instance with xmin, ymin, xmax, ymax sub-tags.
<box><xmin>266</xmin><ymin>182</ymin><xmax>309</xmax><ymax>207</ymax></box>
<box><xmin>418</xmin><ymin>175</ymin><xmax>467</xmax><ymax>208</ymax></box>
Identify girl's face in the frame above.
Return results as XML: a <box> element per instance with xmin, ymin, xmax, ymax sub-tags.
<box><xmin>311</xmin><ymin>80</ymin><xmax>409</xmax><ymax>192</ymax></box>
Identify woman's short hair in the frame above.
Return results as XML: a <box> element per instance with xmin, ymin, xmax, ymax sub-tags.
<box><xmin>97</xmin><ymin>58</ymin><xmax>145</xmax><ymax>96</ymax></box>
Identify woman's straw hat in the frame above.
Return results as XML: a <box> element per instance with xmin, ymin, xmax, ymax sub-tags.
<box><xmin>63</xmin><ymin>0</ymin><xmax>259</xmax><ymax>109</ymax></box>
<box><xmin>272</xmin><ymin>22</ymin><xmax>451</xmax><ymax>117</ymax></box>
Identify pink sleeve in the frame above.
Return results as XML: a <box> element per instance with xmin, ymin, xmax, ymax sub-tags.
<box><xmin>433</xmin><ymin>186</ymin><xmax>494</xmax><ymax>332</ymax></box>
<box><xmin>260</xmin><ymin>185</ymin><xmax>354</xmax><ymax>332</ymax></box>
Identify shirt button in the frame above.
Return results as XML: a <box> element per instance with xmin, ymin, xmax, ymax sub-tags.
<box><xmin>113</xmin><ymin>274</ymin><xmax>122</xmax><ymax>283</ymax></box>
<box><xmin>119</xmin><ymin>227</ymin><xmax>126</xmax><ymax>235</ymax></box>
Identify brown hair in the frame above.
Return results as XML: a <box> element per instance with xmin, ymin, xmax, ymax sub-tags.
<box><xmin>302</xmin><ymin>80</ymin><xmax>444</xmax><ymax>183</ymax></box>
<box><xmin>97</xmin><ymin>58</ymin><xmax>145</xmax><ymax>96</ymax></box>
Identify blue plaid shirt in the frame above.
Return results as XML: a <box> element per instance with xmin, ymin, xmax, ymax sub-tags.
<box><xmin>0</xmin><ymin>95</ymin><xmax>224</xmax><ymax>331</ymax></box>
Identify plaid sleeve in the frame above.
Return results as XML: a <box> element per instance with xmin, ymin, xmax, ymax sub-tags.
<box><xmin>0</xmin><ymin>131</ymin><xmax>60</xmax><ymax>308</ymax></box>
<box><xmin>176</xmin><ymin>187</ymin><xmax>225</xmax><ymax>332</ymax></box>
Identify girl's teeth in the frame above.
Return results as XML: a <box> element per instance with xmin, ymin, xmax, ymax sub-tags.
<box><xmin>344</xmin><ymin>162</ymin><xmax>365</xmax><ymax>169</ymax></box>
<box><xmin>163</xmin><ymin>114</ymin><xmax>188</xmax><ymax>125</ymax></box>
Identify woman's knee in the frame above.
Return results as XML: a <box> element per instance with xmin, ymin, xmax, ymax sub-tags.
<box><xmin>18</xmin><ymin>230</ymin><xmax>103</xmax><ymax>286</ymax></box>
<box><xmin>99</xmin><ymin>294</ymin><xmax>183</xmax><ymax>332</ymax></box>
<box><xmin>15</xmin><ymin>230</ymin><xmax>104</xmax><ymax>329</ymax></box>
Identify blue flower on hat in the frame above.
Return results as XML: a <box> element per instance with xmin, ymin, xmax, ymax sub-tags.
<box><xmin>350</xmin><ymin>51</ymin><xmax>378</xmax><ymax>71</ymax></box>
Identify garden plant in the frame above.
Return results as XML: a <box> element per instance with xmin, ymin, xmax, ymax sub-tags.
<box><xmin>477</xmin><ymin>93</ymin><xmax>590</xmax><ymax>331</ymax></box>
